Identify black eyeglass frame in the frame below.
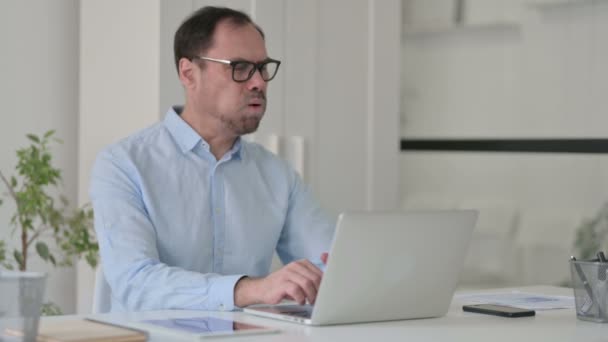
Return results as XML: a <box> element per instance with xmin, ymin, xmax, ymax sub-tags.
<box><xmin>191</xmin><ymin>56</ymin><xmax>281</xmax><ymax>83</ymax></box>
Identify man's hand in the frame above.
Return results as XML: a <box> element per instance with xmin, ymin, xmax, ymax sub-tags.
<box><xmin>321</xmin><ymin>252</ymin><xmax>329</xmax><ymax>265</ymax></box>
<box><xmin>234</xmin><ymin>259</ymin><xmax>323</xmax><ymax>307</ymax></box>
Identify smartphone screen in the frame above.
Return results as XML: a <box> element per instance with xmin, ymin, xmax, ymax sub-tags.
<box><xmin>463</xmin><ymin>304</ymin><xmax>535</xmax><ymax>317</ymax></box>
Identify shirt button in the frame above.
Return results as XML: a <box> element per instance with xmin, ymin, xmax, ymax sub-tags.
<box><xmin>215</xmin><ymin>208</ymin><xmax>221</xmax><ymax>213</ymax></box>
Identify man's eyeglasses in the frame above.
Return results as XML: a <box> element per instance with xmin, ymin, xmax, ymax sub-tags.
<box><xmin>191</xmin><ymin>56</ymin><xmax>281</xmax><ymax>83</ymax></box>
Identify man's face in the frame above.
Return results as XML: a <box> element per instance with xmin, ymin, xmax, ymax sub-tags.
<box><xmin>191</xmin><ymin>21</ymin><xmax>269</xmax><ymax>136</ymax></box>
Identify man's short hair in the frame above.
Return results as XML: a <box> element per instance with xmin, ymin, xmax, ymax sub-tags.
<box><xmin>173</xmin><ymin>6</ymin><xmax>265</xmax><ymax>74</ymax></box>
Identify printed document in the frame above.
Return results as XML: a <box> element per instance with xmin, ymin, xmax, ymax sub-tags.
<box><xmin>456</xmin><ymin>291</ymin><xmax>575</xmax><ymax>310</ymax></box>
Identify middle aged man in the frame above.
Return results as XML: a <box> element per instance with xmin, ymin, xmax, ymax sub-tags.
<box><xmin>90</xmin><ymin>6</ymin><xmax>334</xmax><ymax>313</ymax></box>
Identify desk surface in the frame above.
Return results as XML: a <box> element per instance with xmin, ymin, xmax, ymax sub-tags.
<box><xmin>47</xmin><ymin>286</ymin><xmax>608</xmax><ymax>341</ymax></box>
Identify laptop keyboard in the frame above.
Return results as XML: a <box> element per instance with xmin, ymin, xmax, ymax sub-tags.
<box><xmin>286</xmin><ymin>310</ymin><xmax>312</xmax><ymax>318</ymax></box>
<box><xmin>277</xmin><ymin>305</ymin><xmax>314</xmax><ymax>318</ymax></box>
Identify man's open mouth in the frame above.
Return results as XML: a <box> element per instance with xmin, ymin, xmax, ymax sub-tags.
<box><xmin>248</xmin><ymin>102</ymin><xmax>264</xmax><ymax>108</ymax></box>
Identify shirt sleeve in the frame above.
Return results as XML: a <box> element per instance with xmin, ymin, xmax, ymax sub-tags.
<box><xmin>275</xmin><ymin>167</ymin><xmax>336</xmax><ymax>265</ymax></box>
<box><xmin>90</xmin><ymin>149</ymin><xmax>244</xmax><ymax>312</ymax></box>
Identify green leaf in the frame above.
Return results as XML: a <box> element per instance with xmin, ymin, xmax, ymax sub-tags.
<box><xmin>0</xmin><ymin>240</ymin><xmax>6</xmax><ymax>263</ymax></box>
<box><xmin>10</xmin><ymin>176</ymin><xmax>17</xmax><ymax>188</ymax></box>
<box><xmin>48</xmin><ymin>254</ymin><xmax>56</xmax><ymax>266</ymax></box>
<box><xmin>41</xmin><ymin>302</ymin><xmax>62</xmax><ymax>316</ymax></box>
<box><xmin>44</xmin><ymin>130</ymin><xmax>55</xmax><ymax>139</ymax></box>
<box><xmin>85</xmin><ymin>253</ymin><xmax>98</xmax><ymax>268</ymax></box>
<box><xmin>23</xmin><ymin>218</ymin><xmax>33</xmax><ymax>230</ymax></box>
<box><xmin>36</xmin><ymin>242</ymin><xmax>50</xmax><ymax>261</ymax></box>
<box><xmin>13</xmin><ymin>250</ymin><xmax>24</xmax><ymax>269</ymax></box>
<box><xmin>26</xmin><ymin>134</ymin><xmax>40</xmax><ymax>143</ymax></box>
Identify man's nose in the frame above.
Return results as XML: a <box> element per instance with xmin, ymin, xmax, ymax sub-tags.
<box><xmin>246</xmin><ymin>68</ymin><xmax>267</xmax><ymax>91</ymax></box>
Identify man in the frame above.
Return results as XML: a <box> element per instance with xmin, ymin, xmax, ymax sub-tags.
<box><xmin>90</xmin><ymin>6</ymin><xmax>334</xmax><ymax>312</ymax></box>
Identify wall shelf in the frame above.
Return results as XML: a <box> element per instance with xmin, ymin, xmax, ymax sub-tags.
<box><xmin>400</xmin><ymin>138</ymin><xmax>608</xmax><ymax>154</ymax></box>
<box><xmin>527</xmin><ymin>0</ymin><xmax>608</xmax><ymax>9</ymax></box>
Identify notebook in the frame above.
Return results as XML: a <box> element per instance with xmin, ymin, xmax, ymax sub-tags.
<box><xmin>5</xmin><ymin>318</ymin><xmax>147</xmax><ymax>342</ymax></box>
<box><xmin>244</xmin><ymin>210</ymin><xmax>478</xmax><ymax>325</ymax></box>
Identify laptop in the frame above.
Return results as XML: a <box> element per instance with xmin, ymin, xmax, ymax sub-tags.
<box><xmin>243</xmin><ymin>210</ymin><xmax>478</xmax><ymax>326</ymax></box>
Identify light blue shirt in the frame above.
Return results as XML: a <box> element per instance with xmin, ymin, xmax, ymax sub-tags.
<box><xmin>90</xmin><ymin>107</ymin><xmax>334</xmax><ymax>312</ymax></box>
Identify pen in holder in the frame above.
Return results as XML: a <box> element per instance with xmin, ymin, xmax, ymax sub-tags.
<box><xmin>570</xmin><ymin>255</ymin><xmax>608</xmax><ymax>323</ymax></box>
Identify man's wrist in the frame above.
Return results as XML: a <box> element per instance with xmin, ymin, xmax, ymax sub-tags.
<box><xmin>234</xmin><ymin>276</ymin><xmax>260</xmax><ymax>307</ymax></box>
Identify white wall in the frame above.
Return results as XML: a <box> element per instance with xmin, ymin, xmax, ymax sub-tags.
<box><xmin>77</xmin><ymin>0</ymin><xmax>162</xmax><ymax>314</ymax></box>
<box><xmin>400</xmin><ymin>0</ymin><xmax>608</xmax><ymax>286</ymax></box>
<box><xmin>0</xmin><ymin>0</ymin><xmax>79</xmax><ymax>313</ymax></box>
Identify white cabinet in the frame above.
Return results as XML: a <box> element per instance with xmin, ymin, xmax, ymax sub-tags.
<box><xmin>402</xmin><ymin>0</ymin><xmax>457</xmax><ymax>32</ymax></box>
<box><xmin>402</xmin><ymin>0</ymin><xmax>523</xmax><ymax>35</ymax></box>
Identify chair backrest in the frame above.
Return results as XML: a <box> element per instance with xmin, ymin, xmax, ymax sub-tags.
<box><xmin>92</xmin><ymin>266</ymin><xmax>112</xmax><ymax>314</ymax></box>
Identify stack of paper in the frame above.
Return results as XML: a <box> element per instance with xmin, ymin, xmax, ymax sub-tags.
<box><xmin>456</xmin><ymin>291</ymin><xmax>575</xmax><ymax>310</ymax></box>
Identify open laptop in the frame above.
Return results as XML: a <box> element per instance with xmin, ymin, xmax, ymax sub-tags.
<box><xmin>243</xmin><ymin>210</ymin><xmax>478</xmax><ymax>326</ymax></box>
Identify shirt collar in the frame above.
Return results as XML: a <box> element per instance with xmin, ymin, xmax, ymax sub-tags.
<box><xmin>164</xmin><ymin>106</ymin><xmax>202</xmax><ymax>153</ymax></box>
<box><xmin>230</xmin><ymin>138</ymin><xmax>244</xmax><ymax>160</ymax></box>
<box><xmin>163</xmin><ymin>106</ymin><xmax>245</xmax><ymax>160</ymax></box>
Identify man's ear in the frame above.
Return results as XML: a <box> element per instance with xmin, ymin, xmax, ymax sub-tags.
<box><xmin>178</xmin><ymin>58</ymin><xmax>197</xmax><ymax>89</ymax></box>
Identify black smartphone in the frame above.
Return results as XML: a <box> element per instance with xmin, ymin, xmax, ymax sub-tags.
<box><xmin>462</xmin><ymin>304</ymin><xmax>535</xmax><ymax>318</ymax></box>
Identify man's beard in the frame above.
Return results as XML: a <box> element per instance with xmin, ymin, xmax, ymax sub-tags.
<box><xmin>232</xmin><ymin>113</ymin><xmax>263</xmax><ymax>135</ymax></box>
<box><xmin>216</xmin><ymin>106</ymin><xmax>265</xmax><ymax>136</ymax></box>
<box><xmin>229</xmin><ymin>91</ymin><xmax>266</xmax><ymax>135</ymax></box>
<box><xmin>209</xmin><ymin>91</ymin><xmax>266</xmax><ymax>136</ymax></box>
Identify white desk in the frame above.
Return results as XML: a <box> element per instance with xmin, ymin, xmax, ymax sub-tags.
<box><xmin>47</xmin><ymin>286</ymin><xmax>608</xmax><ymax>341</ymax></box>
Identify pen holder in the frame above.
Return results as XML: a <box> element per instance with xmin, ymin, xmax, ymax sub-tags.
<box><xmin>570</xmin><ymin>259</ymin><xmax>608</xmax><ymax>323</ymax></box>
<box><xmin>0</xmin><ymin>271</ymin><xmax>47</xmax><ymax>341</ymax></box>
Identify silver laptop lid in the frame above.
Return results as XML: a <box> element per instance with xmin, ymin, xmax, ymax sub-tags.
<box><xmin>311</xmin><ymin>210</ymin><xmax>477</xmax><ymax>325</ymax></box>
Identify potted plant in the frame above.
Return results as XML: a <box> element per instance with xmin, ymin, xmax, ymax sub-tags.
<box><xmin>573</xmin><ymin>203</ymin><xmax>608</xmax><ymax>260</ymax></box>
<box><xmin>0</xmin><ymin>131</ymin><xmax>98</xmax><ymax>315</ymax></box>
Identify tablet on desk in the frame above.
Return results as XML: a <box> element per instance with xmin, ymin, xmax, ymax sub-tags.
<box><xmin>136</xmin><ymin>316</ymin><xmax>279</xmax><ymax>339</ymax></box>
